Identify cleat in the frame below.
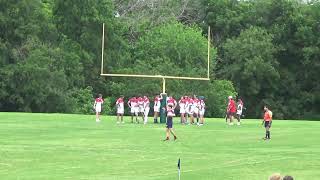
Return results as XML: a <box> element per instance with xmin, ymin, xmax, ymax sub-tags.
<box><xmin>163</xmin><ymin>137</ymin><xmax>170</xmax><ymax>141</ymax></box>
<box><xmin>174</xmin><ymin>136</ymin><xmax>177</xmax><ymax>141</ymax></box>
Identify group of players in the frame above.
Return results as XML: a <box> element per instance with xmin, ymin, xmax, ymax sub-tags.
<box><xmin>93</xmin><ymin>94</ymin><xmax>206</xmax><ymax>126</ymax></box>
<box><xmin>93</xmin><ymin>93</ymin><xmax>205</xmax><ymax>141</ymax></box>
<box><xmin>118</xmin><ymin>94</ymin><xmax>206</xmax><ymax>126</ymax></box>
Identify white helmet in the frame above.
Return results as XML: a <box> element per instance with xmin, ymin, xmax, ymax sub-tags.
<box><xmin>228</xmin><ymin>96</ymin><xmax>232</xmax><ymax>99</ymax></box>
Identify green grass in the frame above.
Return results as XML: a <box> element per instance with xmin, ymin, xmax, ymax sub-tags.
<box><xmin>0</xmin><ymin>113</ymin><xmax>319</xmax><ymax>180</ymax></box>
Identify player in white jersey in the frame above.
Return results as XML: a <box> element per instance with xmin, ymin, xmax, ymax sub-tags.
<box><xmin>166</xmin><ymin>96</ymin><xmax>177</xmax><ymax>109</ymax></box>
<box><xmin>186</xmin><ymin>97</ymin><xmax>195</xmax><ymax>124</ymax></box>
<box><xmin>198</xmin><ymin>99</ymin><xmax>206</xmax><ymax>126</ymax></box>
<box><xmin>143</xmin><ymin>96</ymin><xmax>150</xmax><ymax>124</ymax></box>
<box><xmin>137</xmin><ymin>96</ymin><xmax>144</xmax><ymax>123</ymax></box>
<box><xmin>193</xmin><ymin>96</ymin><xmax>200</xmax><ymax>124</ymax></box>
<box><xmin>153</xmin><ymin>95</ymin><xmax>162</xmax><ymax>123</ymax></box>
<box><xmin>93</xmin><ymin>94</ymin><xmax>104</xmax><ymax>122</ymax></box>
<box><xmin>116</xmin><ymin>95</ymin><xmax>125</xmax><ymax>124</ymax></box>
<box><xmin>127</xmin><ymin>97</ymin><xmax>137</xmax><ymax>123</ymax></box>
<box><xmin>178</xmin><ymin>96</ymin><xmax>187</xmax><ymax>124</ymax></box>
<box><xmin>236</xmin><ymin>99</ymin><xmax>244</xmax><ymax>125</ymax></box>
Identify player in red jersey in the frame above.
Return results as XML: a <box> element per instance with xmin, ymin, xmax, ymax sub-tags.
<box><xmin>153</xmin><ymin>95</ymin><xmax>162</xmax><ymax>123</ymax></box>
<box><xmin>93</xmin><ymin>94</ymin><xmax>104</xmax><ymax>122</ymax></box>
<box><xmin>116</xmin><ymin>95</ymin><xmax>125</xmax><ymax>124</ymax></box>
<box><xmin>227</xmin><ymin>96</ymin><xmax>236</xmax><ymax>125</ymax></box>
<box><xmin>262</xmin><ymin>105</ymin><xmax>273</xmax><ymax>140</ymax></box>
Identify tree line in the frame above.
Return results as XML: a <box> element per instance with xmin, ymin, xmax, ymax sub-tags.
<box><xmin>0</xmin><ymin>0</ymin><xmax>319</xmax><ymax>119</ymax></box>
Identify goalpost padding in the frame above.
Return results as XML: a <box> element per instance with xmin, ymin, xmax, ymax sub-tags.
<box><xmin>160</xmin><ymin>93</ymin><xmax>167</xmax><ymax>124</ymax></box>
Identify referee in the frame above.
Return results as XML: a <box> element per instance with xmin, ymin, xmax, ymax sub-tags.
<box><xmin>262</xmin><ymin>105</ymin><xmax>273</xmax><ymax>140</ymax></box>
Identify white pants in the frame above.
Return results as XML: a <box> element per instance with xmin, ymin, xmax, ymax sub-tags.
<box><xmin>199</xmin><ymin>109</ymin><xmax>205</xmax><ymax>116</ymax></box>
<box><xmin>188</xmin><ymin>106</ymin><xmax>194</xmax><ymax>115</ymax></box>
<box><xmin>117</xmin><ymin>108</ymin><xmax>124</xmax><ymax>114</ymax></box>
<box><xmin>95</xmin><ymin>105</ymin><xmax>101</xmax><ymax>113</ymax></box>
<box><xmin>237</xmin><ymin>110</ymin><xmax>242</xmax><ymax>115</ymax></box>
<box><xmin>134</xmin><ymin>107</ymin><xmax>139</xmax><ymax>115</ymax></box>
<box><xmin>154</xmin><ymin>106</ymin><xmax>160</xmax><ymax>112</ymax></box>
<box><xmin>139</xmin><ymin>106</ymin><xmax>144</xmax><ymax>113</ymax></box>
<box><xmin>180</xmin><ymin>107</ymin><xmax>186</xmax><ymax>114</ymax></box>
<box><xmin>144</xmin><ymin>107</ymin><xmax>150</xmax><ymax>124</ymax></box>
<box><xmin>194</xmin><ymin>107</ymin><xmax>199</xmax><ymax>114</ymax></box>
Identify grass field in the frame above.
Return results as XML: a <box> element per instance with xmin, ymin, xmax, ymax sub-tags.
<box><xmin>0</xmin><ymin>113</ymin><xmax>319</xmax><ymax>180</ymax></box>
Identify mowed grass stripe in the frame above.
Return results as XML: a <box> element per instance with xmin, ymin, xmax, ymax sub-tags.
<box><xmin>0</xmin><ymin>112</ymin><xmax>319</xmax><ymax>180</ymax></box>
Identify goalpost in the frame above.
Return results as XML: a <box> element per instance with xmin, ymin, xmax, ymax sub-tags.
<box><xmin>100</xmin><ymin>23</ymin><xmax>212</xmax><ymax>123</ymax></box>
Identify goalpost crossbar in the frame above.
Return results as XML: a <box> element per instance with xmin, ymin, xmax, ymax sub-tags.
<box><xmin>100</xmin><ymin>73</ymin><xmax>210</xmax><ymax>81</ymax></box>
<box><xmin>100</xmin><ymin>24</ymin><xmax>212</xmax><ymax>93</ymax></box>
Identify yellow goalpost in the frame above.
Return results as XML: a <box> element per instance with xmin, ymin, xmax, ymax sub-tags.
<box><xmin>100</xmin><ymin>23</ymin><xmax>212</xmax><ymax>93</ymax></box>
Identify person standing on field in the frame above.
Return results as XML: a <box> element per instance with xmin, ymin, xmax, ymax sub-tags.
<box><xmin>186</xmin><ymin>97</ymin><xmax>195</xmax><ymax>124</ymax></box>
<box><xmin>137</xmin><ymin>96</ymin><xmax>144</xmax><ymax>123</ymax></box>
<box><xmin>94</xmin><ymin>94</ymin><xmax>104</xmax><ymax>122</ymax></box>
<box><xmin>178</xmin><ymin>96</ymin><xmax>187</xmax><ymax>124</ymax></box>
<box><xmin>227</xmin><ymin>96</ymin><xmax>236</xmax><ymax>125</ymax></box>
<box><xmin>153</xmin><ymin>95</ymin><xmax>162</xmax><ymax>123</ymax></box>
<box><xmin>143</xmin><ymin>96</ymin><xmax>150</xmax><ymax>124</ymax></box>
<box><xmin>163</xmin><ymin>104</ymin><xmax>177</xmax><ymax>141</ymax></box>
<box><xmin>116</xmin><ymin>95</ymin><xmax>125</xmax><ymax>124</ymax></box>
<box><xmin>128</xmin><ymin>96</ymin><xmax>137</xmax><ymax>123</ymax></box>
<box><xmin>198</xmin><ymin>98</ymin><xmax>206</xmax><ymax>126</ymax></box>
<box><xmin>193</xmin><ymin>96</ymin><xmax>200</xmax><ymax>124</ymax></box>
<box><xmin>236</xmin><ymin>98</ymin><xmax>244</xmax><ymax>125</ymax></box>
<box><xmin>262</xmin><ymin>105</ymin><xmax>273</xmax><ymax>140</ymax></box>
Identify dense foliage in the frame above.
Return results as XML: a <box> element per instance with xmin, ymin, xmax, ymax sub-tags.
<box><xmin>0</xmin><ymin>0</ymin><xmax>319</xmax><ymax>119</ymax></box>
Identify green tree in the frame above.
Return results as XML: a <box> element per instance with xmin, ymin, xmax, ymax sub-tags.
<box><xmin>222</xmin><ymin>26</ymin><xmax>280</xmax><ymax>117</ymax></box>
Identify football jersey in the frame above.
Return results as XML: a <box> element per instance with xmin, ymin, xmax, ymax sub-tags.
<box><xmin>179</xmin><ymin>98</ymin><xmax>186</xmax><ymax>108</ymax></box>
<box><xmin>167</xmin><ymin>107</ymin><xmax>175</xmax><ymax>117</ymax></box>
<box><xmin>137</xmin><ymin>97</ymin><xmax>144</xmax><ymax>106</ymax></box>
<box><xmin>95</xmin><ymin>98</ymin><xmax>104</xmax><ymax>107</ymax></box>
<box><xmin>167</xmin><ymin>97</ymin><xmax>176</xmax><ymax>107</ymax></box>
<box><xmin>264</xmin><ymin>110</ymin><xmax>273</xmax><ymax>121</ymax></box>
<box><xmin>154</xmin><ymin>97</ymin><xmax>161</xmax><ymax>107</ymax></box>
<box><xmin>129</xmin><ymin>97</ymin><xmax>138</xmax><ymax>108</ymax></box>
<box><xmin>228</xmin><ymin>99</ymin><xmax>236</xmax><ymax>113</ymax></box>
<box><xmin>144</xmin><ymin>97</ymin><xmax>150</xmax><ymax>108</ymax></box>
<box><xmin>199</xmin><ymin>100</ymin><xmax>205</xmax><ymax>110</ymax></box>
<box><xmin>116</xmin><ymin>98</ymin><xmax>124</xmax><ymax>109</ymax></box>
